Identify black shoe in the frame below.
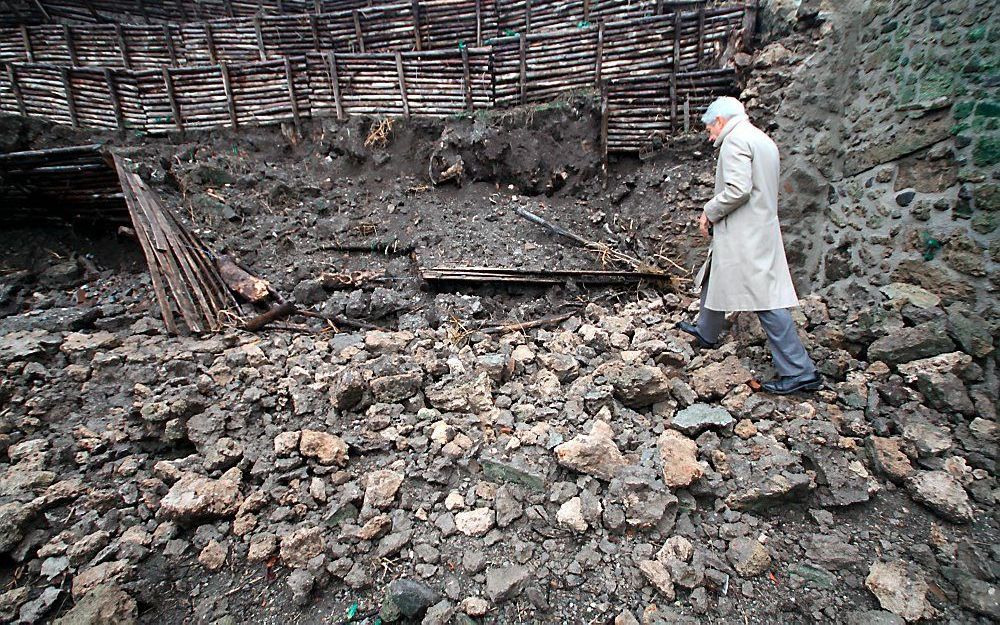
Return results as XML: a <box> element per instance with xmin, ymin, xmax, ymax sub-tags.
<box><xmin>761</xmin><ymin>372</ymin><xmax>823</xmax><ymax>395</ymax></box>
<box><xmin>675</xmin><ymin>321</ymin><xmax>718</xmax><ymax>349</ymax></box>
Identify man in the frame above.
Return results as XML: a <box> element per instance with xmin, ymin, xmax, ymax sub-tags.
<box><xmin>676</xmin><ymin>96</ymin><xmax>822</xmax><ymax>395</ymax></box>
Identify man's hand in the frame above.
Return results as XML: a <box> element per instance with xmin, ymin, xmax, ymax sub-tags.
<box><xmin>699</xmin><ymin>213</ymin><xmax>711</xmax><ymax>237</ymax></box>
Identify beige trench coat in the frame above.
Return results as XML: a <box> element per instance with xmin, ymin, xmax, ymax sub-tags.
<box><xmin>695</xmin><ymin>114</ymin><xmax>799</xmax><ymax>312</ymax></box>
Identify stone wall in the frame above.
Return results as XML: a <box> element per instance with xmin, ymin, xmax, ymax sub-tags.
<box><xmin>746</xmin><ymin>0</ymin><xmax>998</xmax><ymax>311</ymax></box>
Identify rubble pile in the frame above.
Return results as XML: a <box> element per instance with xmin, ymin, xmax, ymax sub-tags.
<box><xmin>0</xmin><ymin>270</ymin><xmax>996</xmax><ymax>623</ymax></box>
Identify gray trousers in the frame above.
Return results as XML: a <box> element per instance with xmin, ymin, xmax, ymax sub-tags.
<box><xmin>696</xmin><ymin>281</ymin><xmax>816</xmax><ymax>378</ymax></box>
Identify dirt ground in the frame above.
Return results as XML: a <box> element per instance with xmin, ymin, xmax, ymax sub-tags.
<box><xmin>0</xmin><ymin>75</ymin><xmax>997</xmax><ymax>625</ymax></box>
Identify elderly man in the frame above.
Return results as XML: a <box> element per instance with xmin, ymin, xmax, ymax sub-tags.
<box><xmin>676</xmin><ymin>96</ymin><xmax>821</xmax><ymax>395</ymax></box>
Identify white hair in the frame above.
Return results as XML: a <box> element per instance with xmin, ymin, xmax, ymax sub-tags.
<box><xmin>701</xmin><ymin>96</ymin><xmax>746</xmax><ymax>125</ymax></box>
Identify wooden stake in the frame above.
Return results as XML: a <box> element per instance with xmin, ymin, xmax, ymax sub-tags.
<box><xmin>594</xmin><ymin>23</ymin><xmax>604</xmax><ymax>87</ymax></box>
<box><xmin>583</xmin><ymin>0</ymin><xmax>590</xmax><ymax>22</ymax></box>
<box><xmin>20</xmin><ymin>25</ymin><xmax>34</xmax><ymax>63</ymax></box>
<box><xmin>162</xmin><ymin>67</ymin><xmax>183</xmax><ymax>132</ymax></box>
<box><xmin>395</xmin><ymin>51</ymin><xmax>410</xmax><ymax>118</ymax></box>
<box><xmin>352</xmin><ymin>10</ymin><xmax>366</xmax><ymax>53</ymax></box>
<box><xmin>683</xmin><ymin>95</ymin><xmax>690</xmax><ymax>134</ymax></box>
<box><xmin>411</xmin><ymin>0</ymin><xmax>422</xmax><ymax>51</ymax></box>
<box><xmin>284</xmin><ymin>57</ymin><xmax>301</xmax><ymax>132</ymax></box>
<box><xmin>59</xmin><ymin>67</ymin><xmax>78</xmax><ymax>128</ymax></box>
<box><xmin>519</xmin><ymin>33</ymin><xmax>527</xmax><ymax>105</ymax></box>
<box><xmin>525</xmin><ymin>0</ymin><xmax>532</xmax><ymax>33</ymax></box>
<box><xmin>6</xmin><ymin>65</ymin><xmax>27</xmax><ymax>117</ymax></box>
<box><xmin>115</xmin><ymin>24</ymin><xmax>132</xmax><ymax>70</ymax></box>
<box><xmin>254</xmin><ymin>16</ymin><xmax>267</xmax><ymax>60</ymax></box>
<box><xmin>163</xmin><ymin>25</ymin><xmax>178</xmax><ymax>66</ymax></box>
<box><xmin>204</xmin><ymin>23</ymin><xmax>218</xmax><ymax>65</ymax></box>
<box><xmin>220</xmin><ymin>62</ymin><xmax>238</xmax><ymax>130</ymax></box>
<box><xmin>672</xmin><ymin>11</ymin><xmax>681</xmax><ymax>74</ymax></box>
<box><xmin>697</xmin><ymin>6</ymin><xmax>706</xmax><ymax>67</ymax></box>
<box><xmin>461</xmin><ymin>46</ymin><xmax>473</xmax><ymax>111</ymax></box>
<box><xmin>475</xmin><ymin>0</ymin><xmax>482</xmax><ymax>47</ymax></box>
<box><xmin>309</xmin><ymin>14</ymin><xmax>321</xmax><ymax>52</ymax></box>
<box><xmin>326</xmin><ymin>51</ymin><xmax>344</xmax><ymax>120</ymax></box>
<box><xmin>104</xmin><ymin>67</ymin><xmax>125</xmax><ymax>131</ymax></box>
<box><xmin>63</xmin><ymin>25</ymin><xmax>78</xmax><ymax>67</ymax></box>
<box><xmin>669</xmin><ymin>72</ymin><xmax>677</xmax><ymax>135</ymax></box>
<box><xmin>600</xmin><ymin>80</ymin><xmax>608</xmax><ymax>167</ymax></box>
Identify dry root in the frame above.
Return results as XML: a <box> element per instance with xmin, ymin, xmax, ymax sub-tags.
<box><xmin>364</xmin><ymin>117</ymin><xmax>395</xmax><ymax>149</ymax></box>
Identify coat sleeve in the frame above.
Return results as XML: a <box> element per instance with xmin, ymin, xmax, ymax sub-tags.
<box><xmin>704</xmin><ymin>137</ymin><xmax>753</xmax><ymax>224</ymax></box>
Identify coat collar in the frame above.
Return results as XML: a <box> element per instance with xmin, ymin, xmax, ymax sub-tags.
<box><xmin>713</xmin><ymin>114</ymin><xmax>748</xmax><ymax>148</ymax></box>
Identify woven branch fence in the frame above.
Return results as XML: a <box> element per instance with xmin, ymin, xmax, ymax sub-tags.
<box><xmin>0</xmin><ymin>2</ymin><xmax>752</xmax><ymax>153</ymax></box>
<box><xmin>0</xmin><ymin>1</ymin><xmax>744</xmax><ymax>66</ymax></box>
<box><xmin>1</xmin><ymin>0</ymin><xmax>717</xmax><ymax>28</ymax></box>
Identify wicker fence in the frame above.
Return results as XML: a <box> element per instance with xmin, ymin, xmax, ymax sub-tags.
<box><xmin>0</xmin><ymin>1</ymin><xmax>744</xmax><ymax>66</ymax></box>
<box><xmin>2</xmin><ymin>0</ymin><xmax>715</xmax><ymax>28</ymax></box>
<box><xmin>0</xmin><ymin>1</ymin><xmax>752</xmax><ymax>153</ymax></box>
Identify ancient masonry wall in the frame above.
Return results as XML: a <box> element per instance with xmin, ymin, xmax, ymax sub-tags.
<box><xmin>751</xmin><ymin>0</ymin><xmax>997</xmax><ymax>308</ymax></box>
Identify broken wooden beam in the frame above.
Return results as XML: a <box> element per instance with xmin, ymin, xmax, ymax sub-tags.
<box><xmin>421</xmin><ymin>266</ymin><xmax>671</xmax><ymax>287</ymax></box>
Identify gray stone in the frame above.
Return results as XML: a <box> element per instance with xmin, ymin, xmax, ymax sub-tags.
<box><xmin>286</xmin><ymin>570</ymin><xmax>315</xmax><ymax>606</ymax></box>
<box><xmin>481</xmin><ymin>458</ymin><xmax>547</xmax><ymax>492</ymax></box>
<box><xmin>671</xmin><ymin>404</ymin><xmax>734</xmax><ymax>436</ymax></box>
<box><xmin>53</xmin><ymin>584</ymin><xmax>137</xmax><ymax>625</ymax></box>
<box><xmin>865</xmin><ymin>561</ymin><xmax>936</xmax><ymax>622</ymax></box>
<box><xmin>879</xmin><ymin>283</ymin><xmax>941</xmax><ymax>309</ymax></box>
<box><xmin>946</xmin><ymin>305</ymin><xmax>994</xmax><ymax>358</ymax></box>
<box><xmin>906</xmin><ymin>471</ymin><xmax>974</xmax><ymax>523</ymax></box>
<box><xmin>0</xmin><ymin>307</ymin><xmax>101</xmax><ymax>334</ymax></box>
<box><xmin>158</xmin><ymin>474</ymin><xmax>243</xmax><ymax>524</ymax></box>
<box><xmin>940</xmin><ymin>567</ymin><xmax>1000</xmax><ymax>619</ymax></box>
<box><xmin>18</xmin><ymin>587</ymin><xmax>61</xmax><ymax>623</ymax></box>
<box><xmin>554</xmin><ymin>420</ymin><xmax>629</xmax><ymax>481</ymax></box>
<box><xmin>594</xmin><ymin>361</ymin><xmax>672</xmax><ymax>408</ymax></box>
<box><xmin>726</xmin><ymin>538</ymin><xmax>771</xmax><ymax>577</ymax></box>
<box><xmin>867</xmin><ymin>323</ymin><xmax>956</xmax><ymax>365</ymax></box>
<box><xmin>485</xmin><ymin>565</ymin><xmax>531</xmax><ymax>602</ymax></box>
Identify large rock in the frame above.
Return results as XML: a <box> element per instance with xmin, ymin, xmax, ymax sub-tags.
<box><xmin>299</xmin><ymin>430</ymin><xmax>349</xmax><ymax>466</ymax></box>
<box><xmin>906</xmin><ymin>471</ymin><xmax>974</xmax><ymax>523</ymax></box>
<box><xmin>454</xmin><ymin>508</ymin><xmax>495</xmax><ymax>537</ymax></box>
<box><xmin>0</xmin><ymin>500</ymin><xmax>41</xmax><ymax>553</ymax></box>
<box><xmin>425</xmin><ymin>373</ymin><xmax>493</xmax><ymax>413</ymax></box>
<box><xmin>158</xmin><ymin>474</ymin><xmax>242</xmax><ymax>524</ymax></box>
<box><xmin>727</xmin><ymin>538</ymin><xmax>771</xmax><ymax>577</ymax></box>
<box><xmin>380</xmin><ymin>579</ymin><xmax>440</xmax><ymax>621</ymax></box>
<box><xmin>485</xmin><ymin>565</ymin><xmax>532</xmax><ymax>602</ymax></box>
<box><xmin>53</xmin><ymin>584</ymin><xmax>137</xmax><ymax>625</ymax></box>
<box><xmin>364</xmin><ymin>470</ymin><xmax>404</xmax><ymax>509</ymax></box>
<box><xmin>0</xmin><ymin>307</ymin><xmax>101</xmax><ymax>334</ymax></box>
<box><xmin>898</xmin><ymin>353</ymin><xmax>974</xmax><ymax>415</ymax></box>
<box><xmin>370</xmin><ymin>371</ymin><xmax>423</xmax><ymax>404</ymax></box>
<box><xmin>280</xmin><ymin>526</ymin><xmax>325</xmax><ymax>568</ymax></box>
<box><xmin>865</xmin><ymin>437</ymin><xmax>913</xmax><ymax>483</ymax></box>
<box><xmin>671</xmin><ymin>403</ymin><xmax>734</xmax><ymax>436</ymax></box>
<box><xmin>0</xmin><ymin>329</ymin><xmax>61</xmax><ymax>364</ymax></box>
<box><xmin>879</xmin><ymin>283</ymin><xmax>941</xmax><ymax>309</ymax></box>
<box><xmin>941</xmin><ymin>567</ymin><xmax>1000</xmax><ymax>620</ymax></box>
<box><xmin>638</xmin><ymin>559</ymin><xmax>675</xmax><ymax>600</ymax></box>
<box><xmin>689</xmin><ymin>356</ymin><xmax>753</xmax><ymax>399</ymax></box>
<box><xmin>594</xmin><ymin>361</ymin><xmax>672</xmax><ymax>408</ymax></box>
<box><xmin>865</xmin><ymin>561</ymin><xmax>936</xmax><ymax>622</ymax></box>
<box><xmin>657</xmin><ymin>430</ymin><xmax>702</xmax><ymax>488</ymax></box>
<box><xmin>554</xmin><ymin>420</ymin><xmax>629</xmax><ymax>481</ymax></box>
<box><xmin>867</xmin><ymin>323</ymin><xmax>955</xmax><ymax>365</ymax></box>
<box><xmin>946</xmin><ymin>304</ymin><xmax>994</xmax><ymax>358</ymax></box>
<box><xmin>329</xmin><ymin>367</ymin><xmax>368</xmax><ymax>411</ymax></box>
